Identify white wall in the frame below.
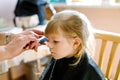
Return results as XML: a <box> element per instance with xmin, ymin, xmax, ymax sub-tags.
<box><xmin>0</xmin><ymin>0</ymin><xmax>17</xmax><ymax>26</ymax></box>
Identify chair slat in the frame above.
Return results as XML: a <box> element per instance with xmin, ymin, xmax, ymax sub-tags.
<box><xmin>98</xmin><ymin>40</ymin><xmax>107</xmax><ymax>69</ymax></box>
<box><xmin>106</xmin><ymin>42</ymin><xmax>118</xmax><ymax>77</ymax></box>
<box><xmin>115</xmin><ymin>60</ymin><xmax>120</xmax><ymax>80</ymax></box>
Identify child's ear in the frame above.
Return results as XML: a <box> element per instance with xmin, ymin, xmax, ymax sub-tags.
<box><xmin>73</xmin><ymin>37</ymin><xmax>81</xmax><ymax>49</ymax></box>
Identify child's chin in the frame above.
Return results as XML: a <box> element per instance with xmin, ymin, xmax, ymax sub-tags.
<box><xmin>53</xmin><ymin>57</ymin><xmax>64</xmax><ymax>60</ymax></box>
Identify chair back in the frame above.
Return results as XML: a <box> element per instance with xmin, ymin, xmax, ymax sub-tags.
<box><xmin>94</xmin><ymin>29</ymin><xmax>120</xmax><ymax>80</ymax></box>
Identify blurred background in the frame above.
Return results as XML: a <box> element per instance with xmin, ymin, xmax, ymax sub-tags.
<box><xmin>0</xmin><ymin>0</ymin><xmax>120</xmax><ymax>33</ymax></box>
<box><xmin>0</xmin><ymin>0</ymin><xmax>120</xmax><ymax>80</ymax></box>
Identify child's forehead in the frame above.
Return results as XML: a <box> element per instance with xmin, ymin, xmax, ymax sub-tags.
<box><xmin>45</xmin><ymin>27</ymin><xmax>64</xmax><ymax>35</ymax></box>
<box><xmin>46</xmin><ymin>31</ymin><xmax>63</xmax><ymax>37</ymax></box>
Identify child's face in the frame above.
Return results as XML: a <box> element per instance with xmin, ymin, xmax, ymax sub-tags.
<box><xmin>47</xmin><ymin>32</ymin><xmax>76</xmax><ymax>59</ymax></box>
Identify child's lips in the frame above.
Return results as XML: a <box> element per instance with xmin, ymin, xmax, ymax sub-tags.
<box><xmin>51</xmin><ymin>52</ymin><xmax>54</xmax><ymax>54</ymax></box>
<box><xmin>51</xmin><ymin>51</ymin><xmax>55</xmax><ymax>55</ymax></box>
<box><xmin>50</xmin><ymin>49</ymin><xmax>55</xmax><ymax>54</ymax></box>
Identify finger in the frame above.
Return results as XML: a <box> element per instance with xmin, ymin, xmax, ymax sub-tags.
<box><xmin>32</xmin><ymin>29</ymin><xmax>44</xmax><ymax>35</ymax></box>
<box><xmin>32</xmin><ymin>33</ymin><xmax>43</xmax><ymax>39</ymax></box>
<box><xmin>34</xmin><ymin>43</ymin><xmax>39</xmax><ymax>52</ymax></box>
<box><xmin>29</xmin><ymin>43</ymin><xmax>39</xmax><ymax>52</ymax></box>
<box><xmin>23</xmin><ymin>36</ymin><xmax>37</xmax><ymax>49</ymax></box>
<box><xmin>30</xmin><ymin>31</ymin><xmax>44</xmax><ymax>39</ymax></box>
<box><xmin>29</xmin><ymin>43</ymin><xmax>35</xmax><ymax>49</ymax></box>
<box><xmin>29</xmin><ymin>41</ymin><xmax>39</xmax><ymax>49</ymax></box>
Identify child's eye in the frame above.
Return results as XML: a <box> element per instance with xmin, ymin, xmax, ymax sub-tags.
<box><xmin>53</xmin><ymin>40</ymin><xmax>59</xmax><ymax>43</ymax></box>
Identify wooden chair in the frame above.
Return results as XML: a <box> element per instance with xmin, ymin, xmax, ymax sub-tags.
<box><xmin>94</xmin><ymin>29</ymin><xmax>120</xmax><ymax>80</ymax></box>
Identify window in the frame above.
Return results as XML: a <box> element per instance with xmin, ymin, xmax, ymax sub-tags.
<box><xmin>49</xmin><ymin>0</ymin><xmax>120</xmax><ymax>6</ymax></box>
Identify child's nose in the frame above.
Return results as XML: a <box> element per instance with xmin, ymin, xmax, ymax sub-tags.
<box><xmin>47</xmin><ymin>42</ymin><xmax>53</xmax><ymax>49</ymax></box>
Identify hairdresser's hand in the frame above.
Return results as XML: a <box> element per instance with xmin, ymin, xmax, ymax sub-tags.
<box><xmin>4</xmin><ymin>29</ymin><xmax>44</xmax><ymax>59</ymax></box>
<box><xmin>17</xmin><ymin>29</ymin><xmax>44</xmax><ymax>38</ymax></box>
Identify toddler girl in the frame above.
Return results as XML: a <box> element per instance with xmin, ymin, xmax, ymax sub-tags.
<box><xmin>40</xmin><ymin>10</ymin><xmax>106</xmax><ymax>80</ymax></box>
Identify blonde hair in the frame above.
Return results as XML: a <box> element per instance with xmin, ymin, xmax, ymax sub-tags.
<box><xmin>45</xmin><ymin>10</ymin><xmax>95</xmax><ymax>65</ymax></box>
